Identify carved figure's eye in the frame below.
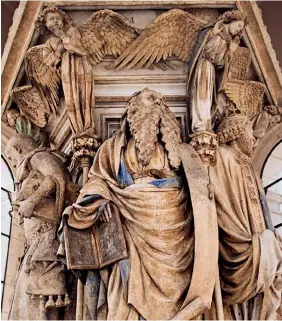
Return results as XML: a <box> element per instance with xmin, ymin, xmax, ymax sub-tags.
<box><xmin>33</xmin><ymin>184</ymin><xmax>40</xmax><ymax>191</ymax></box>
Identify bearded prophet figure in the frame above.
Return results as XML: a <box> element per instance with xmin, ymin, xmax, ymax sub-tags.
<box><xmin>209</xmin><ymin>114</ymin><xmax>282</xmax><ymax>320</ymax></box>
<box><xmin>61</xmin><ymin>88</ymin><xmax>218</xmax><ymax>320</ymax></box>
<box><xmin>5</xmin><ymin>134</ymin><xmax>78</xmax><ymax>320</ymax></box>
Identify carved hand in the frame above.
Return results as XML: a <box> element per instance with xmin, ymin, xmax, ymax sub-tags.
<box><xmin>57</xmin><ymin>42</ymin><xmax>66</xmax><ymax>54</ymax></box>
<box><xmin>99</xmin><ymin>203</ymin><xmax>112</xmax><ymax>223</ymax></box>
<box><xmin>229</xmin><ymin>37</ymin><xmax>240</xmax><ymax>54</ymax></box>
<box><xmin>62</xmin><ymin>36</ymin><xmax>88</xmax><ymax>56</ymax></box>
<box><xmin>17</xmin><ymin>199</ymin><xmax>35</xmax><ymax>219</ymax></box>
<box><xmin>211</xmin><ymin>20</ymin><xmax>224</xmax><ymax>36</ymax></box>
<box><xmin>52</xmin><ymin>28</ymin><xmax>66</xmax><ymax>39</ymax></box>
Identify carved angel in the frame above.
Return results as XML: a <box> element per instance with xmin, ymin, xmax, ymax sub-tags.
<box><xmin>113</xmin><ymin>9</ymin><xmax>248</xmax><ymax>133</ymax></box>
<box><xmin>15</xmin><ymin>5</ymin><xmax>139</xmax><ymax>134</ymax></box>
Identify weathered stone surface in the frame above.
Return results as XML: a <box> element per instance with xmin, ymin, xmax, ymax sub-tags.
<box><xmin>1</xmin><ymin>2</ymin><xmax>282</xmax><ymax>320</ymax></box>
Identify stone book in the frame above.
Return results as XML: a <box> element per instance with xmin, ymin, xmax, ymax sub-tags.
<box><xmin>64</xmin><ymin>204</ymin><xmax>128</xmax><ymax>269</ymax></box>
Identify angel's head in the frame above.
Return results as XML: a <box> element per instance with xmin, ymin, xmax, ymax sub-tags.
<box><xmin>125</xmin><ymin>88</ymin><xmax>182</xmax><ymax>169</ymax></box>
<box><xmin>218</xmin><ymin>10</ymin><xmax>248</xmax><ymax>37</ymax></box>
<box><xmin>5</xmin><ymin>134</ymin><xmax>38</xmax><ymax>168</ymax></box>
<box><xmin>36</xmin><ymin>5</ymin><xmax>73</xmax><ymax>34</ymax></box>
<box><xmin>216</xmin><ymin>114</ymin><xmax>255</xmax><ymax>156</ymax></box>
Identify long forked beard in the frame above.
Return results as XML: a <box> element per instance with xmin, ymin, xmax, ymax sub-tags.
<box><xmin>127</xmin><ymin>102</ymin><xmax>182</xmax><ymax>169</ymax></box>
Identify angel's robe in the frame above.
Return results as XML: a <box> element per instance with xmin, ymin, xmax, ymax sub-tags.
<box><xmin>63</xmin><ymin>130</ymin><xmax>196</xmax><ymax>320</ymax></box>
<box><xmin>43</xmin><ymin>27</ymin><xmax>95</xmax><ymax>134</ymax></box>
<box><xmin>209</xmin><ymin>145</ymin><xmax>282</xmax><ymax>320</ymax></box>
<box><xmin>187</xmin><ymin>26</ymin><xmax>228</xmax><ymax>133</ymax></box>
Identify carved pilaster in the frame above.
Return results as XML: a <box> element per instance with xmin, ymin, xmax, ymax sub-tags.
<box><xmin>72</xmin><ymin>133</ymin><xmax>101</xmax><ymax>185</ymax></box>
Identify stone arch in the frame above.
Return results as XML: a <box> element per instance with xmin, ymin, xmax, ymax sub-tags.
<box><xmin>252</xmin><ymin>122</ymin><xmax>282</xmax><ymax>176</ymax></box>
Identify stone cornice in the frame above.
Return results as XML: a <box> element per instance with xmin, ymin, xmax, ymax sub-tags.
<box><xmin>236</xmin><ymin>1</ymin><xmax>282</xmax><ymax>105</ymax></box>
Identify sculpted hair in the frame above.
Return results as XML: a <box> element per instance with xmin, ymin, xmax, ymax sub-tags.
<box><xmin>159</xmin><ymin>104</ymin><xmax>182</xmax><ymax>168</ymax></box>
<box><xmin>216</xmin><ymin>114</ymin><xmax>251</xmax><ymax>145</ymax></box>
<box><xmin>218</xmin><ymin>10</ymin><xmax>248</xmax><ymax>25</ymax></box>
<box><xmin>127</xmin><ymin>91</ymin><xmax>182</xmax><ymax>169</ymax></box>
<box><xmin>36</xmin><ymin>5</ymin><xmax>74</xmax><ymax>34</ymax></box>
<box><xmin>127</xmin><ymin>93</ymin><xmax>160</xmax><ymax>167</ymax></box>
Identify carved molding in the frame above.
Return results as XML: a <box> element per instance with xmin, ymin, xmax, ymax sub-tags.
<box><xmin>51</xmin><ymin>1</ymin><xmax>235</xmax><ymax>10</ymax></box>
<box><xmin>236</xmin><ymin>1</ymin><xmax>282</xmax><ymax>105</ymax></box>
<box><xmin>1</xmin><ymin>1</ymin><xmax>43</xmax><ymax>112</ymax></box>
<box><xmin>252</xmin><ymin>122</ymin><xmax>282</xmax><ymax>175</ymax></box>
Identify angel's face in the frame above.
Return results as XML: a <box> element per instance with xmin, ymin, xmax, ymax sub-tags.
<box><xmin>228</xmin><ymin>20</ymin><xmax>245</xmax><ymax>36</ymax></box>
<box><xmin>46</xmin><ymin>12</ymin><xmax>64</xmax><ymax>33</ymax></box>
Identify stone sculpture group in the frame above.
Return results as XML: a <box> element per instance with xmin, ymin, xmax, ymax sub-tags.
<box><xmin>4</xmin><ymin>4</ymin><xmax>282</xmax><ymax>320</ymax></box>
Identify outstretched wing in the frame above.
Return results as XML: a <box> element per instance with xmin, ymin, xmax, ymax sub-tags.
<box><xmin>113</xmin><ymin>9</ymin><xmax>206</xmax><ymax>70</ymax></box>
<box><xmin>223</xmin><ymin>80</ymin><xmax>265</xmax><ymax>118</ymax></box>
<box><xmin>25</xmin><ymin>45</ymin><xmax>61</xmax><ymax>115</ymax></box>
<box><xmin>79</xmin><ymin>9</ymin><xmax>139</xmax><ymax>65</ymax></box>
<box><xmin>11</xmin><ymin>86</ymin><xmax>48</xmax><ymax>128</ymax></box>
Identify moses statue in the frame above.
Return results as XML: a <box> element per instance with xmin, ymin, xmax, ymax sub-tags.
<box><xmin>61</xmin><ymin>88</ymin><xmax>218</xmax><ymax>320</ymax></box>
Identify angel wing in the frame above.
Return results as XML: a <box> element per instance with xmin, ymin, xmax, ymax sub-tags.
<box><xmin>25</xmin><ymin>45</ymin><xmax>61</xmax><ymax>115</ymax></box>
<box><xmin>223</xmin><ymin>80</ymin><xmax>265</xmax><ymax>118</ymax></box>
<box><xmin>78</xmin><ymin>9</ymin><xmax>139</xmax><ymax>65</ymax></box>
<box><xmin>10</xmin><ymin>86</ymin><xmax>49</xmax><ymax>128</ymax></box>
<box><xmin>228</xmin><ymin>47</ymin><xmax>251</xmax><ymax>80</ymax></box>
<box><xmin>113</xmin><ymin>9</ymin><xmax>206</xmax><ymax>71</ymax></box>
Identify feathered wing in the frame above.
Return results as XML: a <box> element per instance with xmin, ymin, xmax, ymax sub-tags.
<box><xmin>228</xmin><ymin>47</ymin><xmax>251</xmax><ymax>80</ymax></box>
<box><xmin>223</xmin><ymin>79</ymin><xmax>265</xmax><ymax>118</ymax></box>
<box><xmin>78</xmin><ymin>9</ymin><xmax>139</xmax><ymax>65</ymax></box>
<box><xmin>113</xmin><ymin>9</ymin><xmax>206</xmax><ymax>71</ymax></box>
<box><xmin>25</xmin><ymin>45</ymin><xmax>61</xmax><ymax>115</ymax></box>
<box><xmin>11</xmin><ymin>85</ymin><xmax>49</xmax><ymax>128</ymax></box>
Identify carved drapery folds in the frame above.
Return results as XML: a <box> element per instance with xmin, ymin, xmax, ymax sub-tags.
<box><xmin>2</xmin><ymin>3</ymin><xmax>282</xmax><ymax>321</ymax></box>
<box><xmin>5</xmin><ymin>134</ymin><xmax>79</xmax><ymax>320</ymax></box>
